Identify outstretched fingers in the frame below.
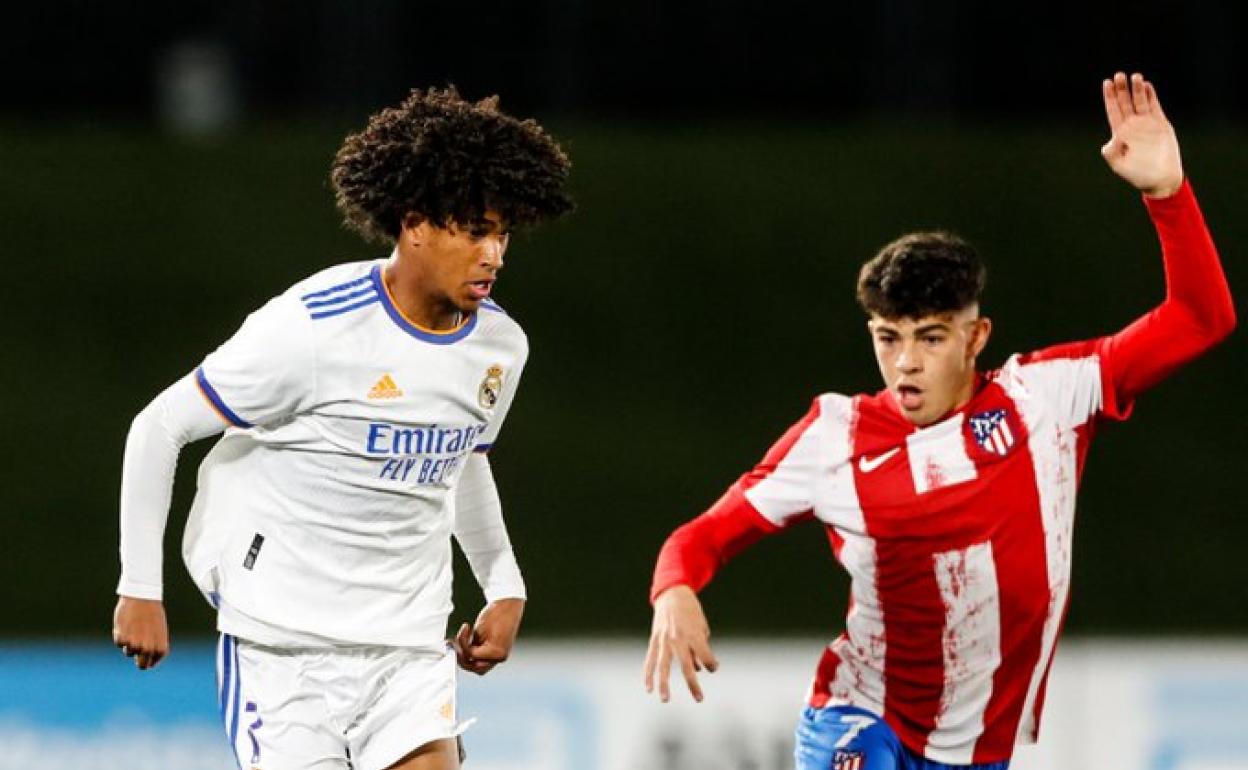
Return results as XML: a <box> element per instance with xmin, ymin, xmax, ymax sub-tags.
<box><xmin>644</xmin><ymin>634</ymin><xmax>678</xmax><ymax>702</ymax></box>
<box><xmin>643</xmin><ymin>631</ymin><xmax>718</xmax><ymax>703</ymax></box>
<box><xmin>677</xmin><ymin>646</ymin><xmax>704</xmax><ymax>702</ymax></box>
<box><xmin>642</xmin><ymin>634</ymin><xmax>661</xmax><ymax>695</ymax></box>
<box><xmin>645</xmin><ymin>586</ymin><xmax>721</xmax><ymax>703</ymax></box>
<box><xmin>1144</xmin><ymin>80</ymin><xmax>1166</xmax><ymax>118</ymax></box>
<box><xmin>1097</xmin><ymin>70</ymin><xmax>1183</xmax><ymax>196</ymax></box>
<box><xmin>1130</xmin><ymin>72</ymin><xmax>1150</xmax><ymax>114</ymax></box>
<box><xmin>1112</xmin><ymin>71</ymin><xmax>1135</xmax><ymax>119</ymax></box>
<box><xmin>1102</xmin><ymin>77</ymin><xmax>1124</xmax><ymax>131</ymax></box>
<box><xmin>691</xmin><ymin>634</ymin><xmax>719</xmax><ymax>675</ymax></box>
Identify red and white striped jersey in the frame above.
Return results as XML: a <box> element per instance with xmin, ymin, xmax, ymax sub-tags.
<box><xmin>743</xmin><ymin>344</ymin><xmax>1119</xmax><ymax>764</ymax></box>
<box><xmin>651</xmin><ymin>181</ymin><xmax>1236</xmax><ymax>765</ymax></box>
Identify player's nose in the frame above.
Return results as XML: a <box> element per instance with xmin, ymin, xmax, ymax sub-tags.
<box><xmin>896</xmin><ymin>343</ymin><xmax>922</xmax><ymax>373</ymax></box>
<box><xmin>480</xmin><ymin>238</ymin><xmax>505</xmax><ymax>271</ymax></box>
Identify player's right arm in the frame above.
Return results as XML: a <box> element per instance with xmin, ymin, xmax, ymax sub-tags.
<box><xmin>114</xmin><ymin>294</ymin><xmax>315</xmax><ymax>669</ymax></box>
<box><xmin>644</xmin><ymin>398</ymin><xmax>828</xmax><ymax>702</ymax></box>
<box><xmin>113</xmin><ymin>374</ymin><xmax>230</xmax><ymax>669</ymax></box>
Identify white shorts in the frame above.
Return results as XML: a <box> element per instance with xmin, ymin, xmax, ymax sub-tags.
<box><xmin>216</xmin><ymin>634</ymin><xmax>466</xmax><ymax>770</ymax></box>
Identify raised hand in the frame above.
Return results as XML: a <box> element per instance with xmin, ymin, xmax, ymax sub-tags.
<box><xmin>643</xmin><ymin>585</ymin><xmax>719</xmax><ymax>703</ymax></box>
<box><xmin>1100</xmin><ymin>72</ymin><xmax>1183</xmax><ymax>198</ymax></box>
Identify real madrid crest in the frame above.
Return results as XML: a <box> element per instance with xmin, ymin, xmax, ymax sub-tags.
<box><xmin>479</xmin><ymin>364</ymin><xmax>504</xmax><ymax>409</ymax></box>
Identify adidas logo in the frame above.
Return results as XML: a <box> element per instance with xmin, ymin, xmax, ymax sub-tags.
<box><xmin>368</xmin><ymin>374</ymin><xmax>403</xmax><ymax>399</ymax></box>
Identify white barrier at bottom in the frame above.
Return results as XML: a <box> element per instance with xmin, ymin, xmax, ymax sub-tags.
<box><xmin>458</xmin><ymin>639</ymin><xmax>1248</xmax><ymax>770</ymax></box>
<box><xmin>2</xmin><ymin>639</ymin><xmax>1247</xmax><ymax>769</ymax></box>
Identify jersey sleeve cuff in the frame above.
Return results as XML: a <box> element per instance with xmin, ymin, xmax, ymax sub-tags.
<box><xmin>1142</xmin><ymin>177</ymin><xmax>1193</xmax><ymax>211</ymax></box>
<box><xmin>649</xmin><ymin>578</ymin><xmax>694</xmax><ymax>605</ymax></box>
<box><xmin>116</xmin><ymin>579</ymin><xmax>163</xmax><ymax>601</ymax></box>
<box><xmin>483</xmin><ymin>584</ymin><xmax>528</xmax><ymax>602</ymax></box>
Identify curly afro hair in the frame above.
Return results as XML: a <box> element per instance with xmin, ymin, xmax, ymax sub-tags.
<box><xmin>856</xmin><ymin>231</ymin><xmax>986</xmax><ymax>319</ymax></box>
<box><xmin>330</xmin><ymin>86</ymin><xmax>573</xmax><ymax>244</ymax></box>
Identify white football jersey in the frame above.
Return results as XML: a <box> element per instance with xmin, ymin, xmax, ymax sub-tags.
<box><xmin>182</xmin><ymin>258</ymin><xmax>527</xmax><ymax>647</ymax></box>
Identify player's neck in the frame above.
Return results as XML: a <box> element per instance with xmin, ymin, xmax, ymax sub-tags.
<box><xmin>381</xmin><ymin>262</ymin><xmax>463</xmax><ymax>331</ymax></box>
<box><xmin>943</xmin><ymin>371</ymin><xmax>986</xmax><ymax>420</ymax></box>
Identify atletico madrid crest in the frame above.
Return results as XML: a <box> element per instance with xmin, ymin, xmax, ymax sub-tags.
<box><xmin>969</xmin><ymin>409</ymin><xmax>1015</xmax><ymax>456</ymax></box>
<box><xmin>833</xmin><ymin>750</ymin><xmax>864</xmax><ymax>770</ymax></box>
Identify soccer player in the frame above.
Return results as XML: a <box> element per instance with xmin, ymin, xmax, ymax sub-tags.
<box><xmin>112</xmin><ymin>88</ymin><xmax>572</xmax><ymax>770</ymax></box>
<box><xmin>644</xmin><ymin>72</ymin><xmax>1235</xmax><ymax>770</ymax></box>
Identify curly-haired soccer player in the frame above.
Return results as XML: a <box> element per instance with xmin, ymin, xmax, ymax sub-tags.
<box><xmin>645</xmin><ymin>73</ymin><xmax>1235</xmax><ymax>769</ymax></box>
<box><xmin>113</xmin><ymin>87</ymin><xmax>573</xmax><ymax>770</ymax></box>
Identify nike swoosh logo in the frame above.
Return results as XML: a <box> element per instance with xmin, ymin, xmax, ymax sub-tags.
<box><xmin>858</xmin><ymin>447</ymin><xmax>900</xmax><ymax>473</ymax></box>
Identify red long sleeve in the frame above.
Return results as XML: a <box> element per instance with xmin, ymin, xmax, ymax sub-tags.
<box><xmin>650</xmin><ymin>488</ymin><xmax>784</xmax><ymax>603</ymax></box>
<box><xmin>650</xmin><ymin>399</ymin><xmax>828</xmax><ymax>603</ymax></box>
<box><xmin>1103</xmin><ymin>180</ymin><xmax>1236</xmax><ymax>404</ymax></box>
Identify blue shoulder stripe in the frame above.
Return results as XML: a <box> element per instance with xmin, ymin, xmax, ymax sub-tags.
<box><xmin>309</xmin><ymin>295</ymin><xmax>380</xmax><ymax>320</ymax></box>
<box><xmin>480</xmin><ymin>298</ymin><xmax>506</xmax><ymax>314</ymax></box>
<box><xmin>300</xmin><ymin>270</ymin><xmax>381</xmax><ymax>320</ymax></box>
<box><xmin>299</xmin><ymin>275</ymin><xmax>372</xmax><ymax>301</ymax></box>
<box><xmin>303</xmin><ymin>285</ymin><xmax>377</xmax><ymax>309</ymax></box>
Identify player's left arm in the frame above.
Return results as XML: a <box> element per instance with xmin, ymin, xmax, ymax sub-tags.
<box><xmin>450</xmin><ymin>448</ymin><xmax>526</xmax><ymax>676</ymax></box>
<box><xmin>1097</xmin><ymin>72</ymin><xmax>1236</xmax><ymax>405</ymax></box>
<box><xmin>450</xmin><ymin>334</ymin><xmax>529</xmax><ymax>674</ymax></box>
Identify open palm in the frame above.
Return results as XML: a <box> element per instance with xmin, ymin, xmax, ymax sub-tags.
<box><xmin>1100</xmin><ymin>72</ymin><xmax>1183</xmax><ymax>197</ymax></box>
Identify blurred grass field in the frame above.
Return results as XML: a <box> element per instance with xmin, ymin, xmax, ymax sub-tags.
<box><xmin>1</xmin><ymin>119</ymin><xmax>1244</xmax><ymax>641</ymax></box>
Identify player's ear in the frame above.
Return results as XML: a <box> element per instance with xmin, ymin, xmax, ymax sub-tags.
<box><xmin>400</xmin><ymin>212</ymin><xmax>427</xmax><ymax>242</ymax></box>
<box><xmin>968</xmin><ymin>316</ymin><xmax>992</xmax><ymax>359</ymax></box>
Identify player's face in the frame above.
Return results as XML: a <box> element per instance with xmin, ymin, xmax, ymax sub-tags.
<box><xmin>406</xmin><ymin>210</ymin><xmax>510</xmax><ymax>316</ymax></box>
<box><xmin>868</xmin><ymin>307</ymin><xmax>992</xmax><ymax>427</ymax></box>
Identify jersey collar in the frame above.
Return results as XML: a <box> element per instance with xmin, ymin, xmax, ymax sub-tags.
<box><xmin>371</xmin><ymin>263</ymin><xmax>478</xmax><ymax>345</ymax></box>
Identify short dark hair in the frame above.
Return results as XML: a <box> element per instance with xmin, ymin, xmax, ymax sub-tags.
<box><xmin>330</xmin><ymin>86</ymin><xmax>574</xmax><ymax>244</ymax></box>
<box><xmin>856</xmin><ymin>231</ymin><xmax>986</xmax><ymax>319</ymax></box>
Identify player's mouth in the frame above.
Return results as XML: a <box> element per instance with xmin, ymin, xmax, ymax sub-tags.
<box><xmin>466</xmin><ymin>279</ymin><xmax>494</xmax><ymax>301</ymax></box>
<box><xmin>895</xmin><ymin>384</ymin><xmax>924</xmax><ymax>411</ymax></box>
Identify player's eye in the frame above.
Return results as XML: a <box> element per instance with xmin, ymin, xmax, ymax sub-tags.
<box><xmin>471</xmin><ymin>225</ymin><xmax>508</xmax><ymax>241</ymax></box>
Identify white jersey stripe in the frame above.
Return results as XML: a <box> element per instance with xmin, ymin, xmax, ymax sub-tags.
<box><xmin>743</xmin><ymin>412</ymin><xmax>823</xmax><ymax>526</ymax></box>
<box><xmin>906</xmin><ymin>414</ymin><xmax>978</xmax><ymax>495</ymax></box>
<box><xmin>1004</xmin><ymin>355</ymin><xmax>1103</xmax><ymax>430</ymax></box>
<box><xmin>810</xmin><ymin>395</ymin><xmax>888</xmax><ymax>713</ymax></box>
<box><xmin>1004</xmin><ymin>356</ymin><xmax>1093</xmax><ymax>742</ymax></box>
<box><xmin>929</xmin><ymin>541</ymin><xmax>1002</xmax><ymax>762</ymax></box>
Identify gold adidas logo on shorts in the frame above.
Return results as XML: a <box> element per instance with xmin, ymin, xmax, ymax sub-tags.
<box><xmin>368</xmin><ymin>374</ymin><xmax>404</xmax><ymax>399</ymax></box>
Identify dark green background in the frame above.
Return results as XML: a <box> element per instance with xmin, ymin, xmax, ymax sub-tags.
<box><xmin>2</xmin><ymin>119</ymin><xmax>1243</xmax><ymax>640</ymax></box>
